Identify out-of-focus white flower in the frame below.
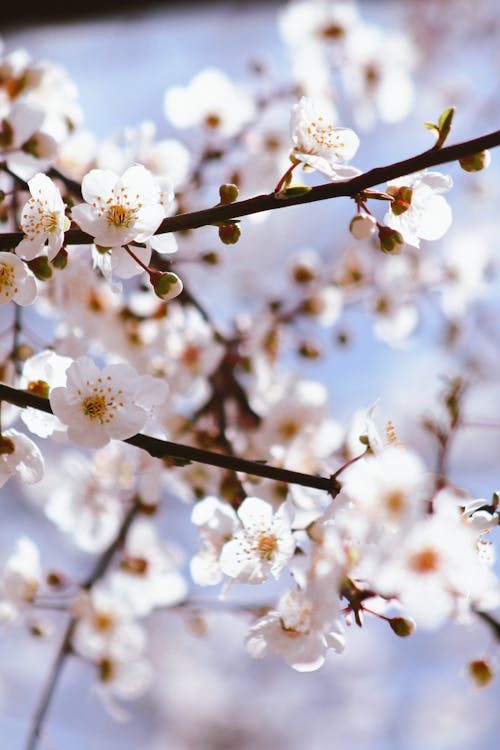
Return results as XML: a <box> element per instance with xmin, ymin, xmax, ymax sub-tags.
<box><xmin>0</xmin><ymin>428</ymin><xmax>44</xmax><ymax>489</ymax></box>
<box><xmin>190</xmin><ymin>496</ymin><xmax>239</xmax><ymax>586</ymax></box>
<box><xmin>0</xmin><ymin>251</ymin><xmax>37</xmax><ymax>306</ymax></box>
<box><xmin>16</xmin><ymin>173</ymin><xmax>69</xmax><ymax>261</ymax></box>
<box><xmin>279</xmin><ymin>0</ymin><xmax>359</xmax><ymax>54</ymax></box>
<box><xmin>246</xmin><ymin>586</ymin><xmax>344</xmax><ymax>671</ymax></box>
<box><xmin>372</xmin><ymin>510</ymin><xmax>500</xmax><ymax>629</ymax></box>
<box><xmin>290</xmin><ymin>97</ymin><xmax>360</xmax><ymax>180</ymax></box>
<box><xmin>341</xmin><ymin>23</ymin><xmax>416</xmax><ymax>129</ymax></box>
<box><xmin>384</xmin><ymin>171</ymin><xmax>453</xmax><ymax>248</ymax></box>
<box><xmin>49</xmin><ymin>355</ymin><xmax>168</xmax><ymax>448</ymax></box>
<box><xmin>340</xmin><ymin>445</ymin><xmax>430</xmax><ymax>531</ymax></box>
<box><xmin>110</xmin><ymin>520</ymin><xmax>187</xmax><ymax>616</ymax></box>
<box><xmin>71</xmin><ymin>165</ymin><xmax>166</xmax><ymax>250</ymax></box>
<box><xmin>164</xmin><ymin>68</ymin><xmax>256</xmax><ymax>137</ymax></box>
<box><xmin>219</xmin><ymin>497</ymin><xmax>296</xmax><ymax>584</ymax></box>
<box><xmin>0</xmin><ymin>537</ymin><xmax>41</xmax><ymax>624</ymax></box>
<box><xmin>20</xmin><ymin>350</ymin><xmax>73</xmax><ymax>438</ymax></box>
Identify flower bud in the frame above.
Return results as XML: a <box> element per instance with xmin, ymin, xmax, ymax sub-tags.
<box><xmin>27</xmin><ymin>379</ymin><xmax>50</xmax><ymax>398</ymax></box>
<box><xmin>151</xmin><ymin>271</ymin><xmax>183</xmax><ymax>301</ymax></box>
<box><xmin>27</xmin><ymin>256</ymin><xmax>52</xmax><ymax>280</ymax></box>
<box><xmin>378</xmin><ymin>226</ymin><xmax>404</xmax><ymax>254</ymax></box>
<box><xmin>218</xmin><ymin>223</ymin><xmax>241</xmax><ymax>245</ymax></box>
<box><xmin>469</xmin><ymin>659</ymin><xmax>493</xmax><ymax>687</ymax></box>
<box><xmin>51</xmin><ymin>247</ymin><xmax>68</xmax><ymax>269</ymax></box>
<box><xmin>201</xmin><ymin>252</ymin><xmax>220</xmax><ymax>265</ymax></box>
<box><xmin>0</xmin><ymin>435</ymin><xmax>15</xmax><ymax>455</ymax></box>
<box><xmin>459</xmin><ymin>150</ymin><xmax>491</xmax><ymax>172</ymax></box>
<box><xmin>388</xmin><ymin>616</ymin><xmax>415</xmax><ymax>637</ymax></box>
<box><xmin>349</xmin><ymin>214</ymin><xmax>377</xmax><ymax>239</ymax></box>
<box><xmin>219</xmin><ymin>183</ymin><xmax>239</xmax><ymax>204</ymax></box>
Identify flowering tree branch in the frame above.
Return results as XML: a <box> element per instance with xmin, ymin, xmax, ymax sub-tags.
<box><xmin>0</xmin><ymin>382</ymin><xmax>339</xmax><ymax>495</ymax></box>
<box><xmin>0</xmin><ymin>129</ymin><xmax>498</xmax><ymax>251</ymax></box>
<box><xmin>25</xmin><ymin>498</ymin><xmax>143</xmax><ymax>750</ymax></box>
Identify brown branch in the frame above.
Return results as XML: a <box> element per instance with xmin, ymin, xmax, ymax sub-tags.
<box><xmin>0</xmin><ymin>129</ymin><xmax>498</xmax><ymax>251</ymax></box>
<box><xmin>25</xmin><ymin>497</ymin><xmax>143</xmax><ymax>750</ymax></box>
<box><xmin>0</xmin><ymin>382</ymin><xmax>339</xmax><ymax>495</ymax></box>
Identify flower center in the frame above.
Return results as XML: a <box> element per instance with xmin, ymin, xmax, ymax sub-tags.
<box><xmin>0</xmin><ymin>262</ymin><xmax>17</xmax><ymax>298</ymax></box>
<box><xmin>78</xmin><ymin>378</ymin><xmax>123</xmax><ymax>425</ymax></box>
<box><xmin>41</xmin><ymin>210</ymin><xmax>61</xmax><ymax>233</ymax></box>
<box><xmin>307</xmin><ymin>117</ymin><xmax>344</xmax><ymax>158</ymax></box>
<box><xmin>257</xmin><ymin>534</ymin><xmax>278</xmax><ymax>560</ymax></box>
<box><xmin>409</xmin><ymin>547</ymin><xmax>440</xmax><ymax>574</ymax></box>
<box><xmin>106</xmin><ymin>204</ymin><xmax>136</xmax><ymax>228</ymax></box>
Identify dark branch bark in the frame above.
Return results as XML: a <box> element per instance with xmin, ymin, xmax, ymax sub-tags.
<box><xmin>1</xmin><ymin>129</ymin><xmax>498</xmax><ymax>251</ymax></box>
<box><xmin>0</xmin><ymin>382</ymin><xmax>339</xmax><ymax>496</ymax></box>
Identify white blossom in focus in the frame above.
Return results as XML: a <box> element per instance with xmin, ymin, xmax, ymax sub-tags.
<box><xmin>20</xmin><ymin>350</ymin><xmax>73</xmax><ymax>438</ymax></box>
<box><xmin>49</xmin><ymin>355</ymin><xmax>168</xmax><ymax>448</ymax></box>
<box><xmin>384</xmin><ymin>171</ymin><xmax>453</xmax><ymax>248</ymax></box>
<box><xmin>219</xmin><ymin>497</ymin><xmax>296</xmax><ymax>584</ymax></box>
<box><xmin>0</xmin><ymin>251</ymin><xmax>37</xmax><ymax>306</ymax></box>
<box><xmin>71</xmin><ymin>165</ymin><xmax>166</xmax><ymax>250</ymax></box>
<box><xmin>290</xmin><ymin>96</ymin><xmax>360</xmax><ymax>180</ymax></box>
<box><xmin>16</xmin><ymin>173</ymin><xmax>69</xmax><ymax>261</ymax></box>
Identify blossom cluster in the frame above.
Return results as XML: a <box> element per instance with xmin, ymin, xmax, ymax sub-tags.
<box><xmin>0</xmin><ymin>0</ymin><xmax>498</xmax><ymax>734</ymax></box>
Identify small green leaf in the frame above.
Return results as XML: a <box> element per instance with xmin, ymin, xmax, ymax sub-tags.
<box><xmin>275</xmin><ymin>185</ymin><xmax>312</xmax><ymax>200</ymax></box>
<box><xmin>423</xmin><ymin>121</ymin><xmax>439</xmax><ymax>133</ymax></box>
<box><xmin>438</xmin><ymin>106</ymin><xmax>455</xmax><ymax>135</ymax></box>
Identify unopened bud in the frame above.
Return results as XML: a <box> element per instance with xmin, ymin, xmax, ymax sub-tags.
<box><xmin>201</xmin><ymin>252</ymin><xmax>219</xmax><ymax>265</ymax></box>
<box><xmin>51</xmin><ymin>247</ymin><xmax>68</xmax><ymax>269</ymax></box>
<box><xmin>388</xmin><ymin>616</ymin><xmax>415</xmax><ymax>637</ymax></box>
<box><xmin>218</xmin><ymin>223</ymin><xmax>241</xmax><ymax>245</ymax></box>
<box><xmin>291</xmin><ymin>261</ymin><xmax>316</xmax><ymax>284</ymax></box>
<box><xmin>27</xmin><ymin>379</ymin><xmax>50</xmax><ymax>398</ymax></box>
<box><xmin>0</xmin><ymin>436</ymin><xmax>15</xmax><ymax>455</ymax></box>
<box><xmin>378</xmin><ymin>226</ymin><xmax>404</xmax><ymax>254</ymax></box>
<box><xmin>152</xmin><ymin>271</ymin><xmax>183</xmax><ymax>301</ymax></box>
<box><xmin>298</xmin><ymin>342</ymin><xmax>321</xmax><ymax>358</ymax></box>
<box><xmin>349</xmin><ymin>213</ymin><xmax>377</xmax><ymax>239</ymax></box>
<box><xmin>469</xmin><ymin>659</ymin><xmax>493</xmax><ymax>687</ymax></box>
<box><xmin>14</xmin><ymin>344</ymin><xmax>33</xmax><ymax>361</ymax></box>
<box><xmin>459</xmin><ymin>150</ymin><xmax>491</xmax><ymax>172</ymax></box>
<box><xmin>219</xmin><ymin>183</ymin><xmax>239</xmax><ymax>204</ymax></box>
<box><xmin>27</xmin><ymin>256</ymin><xmax>52</xmax><ymax>280</ymax></box>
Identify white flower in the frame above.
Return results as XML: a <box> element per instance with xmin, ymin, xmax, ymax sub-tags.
<box><xmin>219</xmin><ymin>497</ymin><xmax>296</xmax><ymax>584</ymax></box>
<box><xmin>164</xmin><ymin>68</ymin><xmax>256</xmax><ymax>137</ymax></box>
<box><xmin>190</xmin><ymin>496</ymin><xmax>239</xmax><ymax>586</ymax></box>
<box><xmin>73</xmin><ymin>587</ymin><xmax>146</xmax><ymax>663</ymax></box>
<box><xmin>71</xmin><ymin>165</ymin><xmax>166</xmax><ymax>249</ymax></box>
<box><xmin>0</xmin><ymin>537</ymin><xmax>41</xmax><ymax>624</ymax></box>
<box><xmin>110</xmin><ymin>520</ymin><xmax>187</xmax><ymax>616</ymax></box>
<box><xmin>384</xmin><ymin>170</ymin><xmax>453</xmax><ymax>248</ymax></box>
<box><xmin>20</xmin><ymin>350</ymin><xmax>73</xmax><ymax>438</ymax></box>
<box><xmin>290</xmin><ymin>97</ymin><xmax>361</xmax><ymax>180</ymax></box>
<box><xmin>340</xmin><ymin>445</ymin><xmax>430</xmax><ymax>531</ymax></box>
<box><xmin>246</xmin><ymin>587</ymin><xmax>345</xmax><ymax>672</ymax></box>
<box><xmin>15</xmin><ymin>173</ymin><xmax>69</xmax><ymax>261</ymax></box>
<box><xmin>0</xmin><ymin>428</ymin><xmax>44</xmax><ymax>488</ymax></box>
<box><xmin>0</xmin><ymin>252</ymin><xmax>37</xmax><ymax>306</ymax></box>
<box><xmin>49</xmin><ymin>355</ymin><xmax>168</xmax><ymax>448</ymax></box>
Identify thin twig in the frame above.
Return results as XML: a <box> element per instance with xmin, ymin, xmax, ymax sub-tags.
<box><xmin>0</xmin><ymin>382</ymin><xmax>339</xmax><ymax>495</ymax></box>
<box><xmin>0</xmin><ymin>129</ymin><xmax>498</xmax><ymax>251</ymax></box>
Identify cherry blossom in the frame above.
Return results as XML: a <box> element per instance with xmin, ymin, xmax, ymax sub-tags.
<box><xmin>290</xmin><ymin>97</ymin><xmax>361</xmax><ymax>180</ymax></box>
<box><xmin>219</xmin><ymin>497</ymin><xmax>296</xmax><ymax>585</ymax></box>
<box><xmin>71</xmin><ymin>165</ymin><xmax>166</xmax><ymax>250</ymax></box>
<box><xmin>0</xmin><ymin>537</ymin><xmax>41</xmax><ymax>624</ymax></box>
<box><xmin>0</xmin><ymin>251</ymin><xmax>37</xmax><ymax>306</ymax></box>
<box><xmin>16</xmin><ymin>173</ymin><xmax>69</xmax><ymax>261</ymax></box>
<box><xmin>49</xmin><ymin>355</ymin><xmax>168</xmax><ymax>448</ymax></box>
<box><xmin>164</xmin><ymin>68</ymin><xmax>256</xmax><ymax>137</ymax></box>
<box><xmin>190</xmin><ymin>496</ymin><xmax>239</xmax><ymax>586</ymax></box>
<box><xmin>384</xmin><ymin>170</ymin><xmax>453</xmax><ymax>248</ymax></box>
<box><xmin>0</xmin><ymin>428</ymin><xmax>44</xmax><ymax>488</ymax></box>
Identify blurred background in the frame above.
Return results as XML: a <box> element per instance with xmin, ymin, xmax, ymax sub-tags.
<box><xmin>1</xmin><ymin>1</ymin><xmax>500</xmax><ymax>748</ymax></box>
